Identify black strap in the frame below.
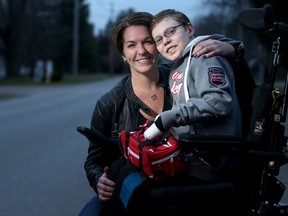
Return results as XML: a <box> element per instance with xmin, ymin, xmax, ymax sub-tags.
<box><xmin>111</xmin><ymin>97</ymin><xmax>126</xmax><ymax>138</ymax></box>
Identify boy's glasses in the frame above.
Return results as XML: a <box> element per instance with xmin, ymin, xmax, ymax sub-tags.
<box><xmin>154</xmin><ymin>24</ymin><xmax>184</xmax><ymax>46</ymax></box>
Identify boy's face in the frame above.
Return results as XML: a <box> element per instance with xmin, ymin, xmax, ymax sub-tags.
<box><xmin>152</xmin><ymin>18</ymin><xmax>194</xmax><ymax>62</ymax></box>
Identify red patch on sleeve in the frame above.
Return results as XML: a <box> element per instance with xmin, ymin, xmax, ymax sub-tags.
<box><xmin>208</xmin><ymin>67</ymin><xmax>226</xmax><ymax>87</ymax></box>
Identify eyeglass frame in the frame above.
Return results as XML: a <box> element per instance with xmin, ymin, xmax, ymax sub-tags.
<box><xmin>153</xmin><ymin>23</ymin><xmax>185</xmax><ymax>46</ymax></box>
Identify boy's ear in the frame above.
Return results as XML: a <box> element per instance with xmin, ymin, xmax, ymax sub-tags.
<box><xmin>187</xmin><ymin>23</ymin><xmax>195</xmax><ymax>38</ymax></box>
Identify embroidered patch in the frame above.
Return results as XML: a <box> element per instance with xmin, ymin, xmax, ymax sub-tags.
<box><xmin>171</xmin><ymin>70</ymin><xmax>183</xmax><ymax>80</ymax></box>
<box><xmin>208</xmin><ymin>68</ymin><xmax>226</xmax><ymax>87</ymax></box>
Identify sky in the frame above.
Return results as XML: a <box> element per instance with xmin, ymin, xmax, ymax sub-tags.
<box><xmin>85</xmin><ymin>0</ymin><xmax>210</xmax><ymax>35</ymax></box>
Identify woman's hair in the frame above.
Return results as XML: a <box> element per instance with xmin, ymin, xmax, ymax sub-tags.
<box><xmin>150</xmin><ymin>9</ymin><xmax>190</xmax><ymax>31</ymax></box>
<box><xmin>112</xmin><ymin>12</ymin><xmax>153</xmax><ymax>55</ymax></box>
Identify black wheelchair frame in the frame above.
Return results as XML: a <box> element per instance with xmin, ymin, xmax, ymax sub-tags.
<box><xmin>236</xmin><ymin>4</ymin><xmax>288</xmax><ymax>215</ymax></box>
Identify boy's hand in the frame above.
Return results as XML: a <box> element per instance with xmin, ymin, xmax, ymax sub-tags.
<box><xmin>144</xmin><ymin>122</ymin><xmax>163</xmax><ymax>139</ymax></box>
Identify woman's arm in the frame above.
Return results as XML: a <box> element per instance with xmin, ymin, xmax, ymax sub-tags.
<box><xmin>193</xmin><ymin>35</ymin><xmax>245</xmax><ymax>60</ymax></box>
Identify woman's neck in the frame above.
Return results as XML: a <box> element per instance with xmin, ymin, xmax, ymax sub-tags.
<box><xmin>131</xmin><ymin>70</ymin><xmax>164</xmax><ymax>119</ymax></box>
<box><xmin>131</xmin><ymin>70</ymin><xmax>160</xmax><ymax>91</ymax></box>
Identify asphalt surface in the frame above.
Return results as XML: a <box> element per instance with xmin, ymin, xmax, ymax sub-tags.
<box><xmin>0</xmin><ymin>77</ymin><xmax>123</xmax><ymax>216</ymax></box>
<box><xmin>0</xmin><ymin>77</ymin><xmax>287</xmax><ymax>216</ymax></box>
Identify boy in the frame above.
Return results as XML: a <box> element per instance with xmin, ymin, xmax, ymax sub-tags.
<box><xmin>144</xmin><ymin>9</ymin><xmax>242</xmax><ymax>140</ymax></box>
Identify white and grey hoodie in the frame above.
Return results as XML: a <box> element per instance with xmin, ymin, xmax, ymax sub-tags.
<box><xmin>145</xmin><ymin>34</ymin><xmax>242</xmax><ymax>140</ymax></box>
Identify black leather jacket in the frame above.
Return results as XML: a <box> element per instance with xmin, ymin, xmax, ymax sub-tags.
<box><xmin>84</xmin><ymin>63</ymin><xmax>173</xmax><ymax>192</ymax></box>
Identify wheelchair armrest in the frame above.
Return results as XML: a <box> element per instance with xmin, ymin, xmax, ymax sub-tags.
<box><xmin>76</xmin><ymin>126</ymin><xmax>119</xmax><ymax>150</ymax></box>
<box><xmin>248</xmin><ymin>149</ymin><xmax>288</xmax><ymax>166</ymax></box>
<box><xmin>178</xmin><ymin>134</ymin><xmax>245</xmax><ymax>152</ymax></box>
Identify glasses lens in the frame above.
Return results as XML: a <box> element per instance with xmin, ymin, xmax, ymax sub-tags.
<box><xmin>154</xmin><ymin>37</ymin><xmax>163</xmax><ymax>45</ymax></box>
<box><xmin>165</xmin><ymin>27</ymin><xmax>177</xmax><ymax>37</ymax></box>
<box><xmin>154</xmin><ymin>24</ymin><xmax>183</xmax><ymax>45</ymax></box>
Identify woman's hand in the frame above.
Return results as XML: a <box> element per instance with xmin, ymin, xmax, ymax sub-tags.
<box><xmin>97</xmin><ymin>167</ymin><xmax>115</xmax><ymax>201</ymax></box>
<box><xmin>193</xmin><ymin>39</ymin><xmax>235</xmax><ymax>58</ymax></box>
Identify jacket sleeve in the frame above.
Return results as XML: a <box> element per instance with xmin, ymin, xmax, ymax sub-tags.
<box><xmin>83</xmin><ymin>84</ymin><xmax>124</xmax><ymax>193</ymax></box>
<box><xmin>161</xmin><ymin>55</ymin><xmax>235</xmax><ymax>130</ymax></box>
<box><xmin>83</xmin><ymin>98</ymin><xmax>112</xmax><ymax>193</ymax></box>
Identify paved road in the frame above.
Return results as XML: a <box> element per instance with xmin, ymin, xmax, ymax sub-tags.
<box><xmin>0</xmin><ymin>77</ymin><xmax>123</xmax><ymax>216</ymax></box>
<box><xmin>0</xmin><ymin>77</ymin><xmax>287</xmax><ymax>216</ymax></box>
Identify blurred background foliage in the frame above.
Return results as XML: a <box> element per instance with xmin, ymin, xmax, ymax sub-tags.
<box><xmin>0</xmin><ymin>0</ymin><xmax>286</xmax><ymax>84</ymax></box>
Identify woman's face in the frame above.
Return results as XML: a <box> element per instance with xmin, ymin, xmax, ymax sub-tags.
<box><xmin>122</xmin><ymin>25</ymin><xmax>159</xmax><ymax>75</ymax></box>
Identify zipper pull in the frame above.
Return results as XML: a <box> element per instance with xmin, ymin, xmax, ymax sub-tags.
<box><xmin>170</xmin><ymin>156</ymin><xmax>174</xmax><ymax>176</ymax></box>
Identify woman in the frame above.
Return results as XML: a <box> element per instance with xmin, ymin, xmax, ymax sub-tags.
<box><xmin>79</xmin><ymin>11</ymin><xmax>245</xmax><ymax>216</ymax></box>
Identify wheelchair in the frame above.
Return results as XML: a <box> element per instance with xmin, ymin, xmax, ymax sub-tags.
<box><xmin>77</xmin><ymin>4</ymin><xmax>288</xmax><ymax>216</ymax></box>
<box><xmin>147</xmin><ymin>4</ymin><xmax>288</xmax><ymax>216</ymax></box>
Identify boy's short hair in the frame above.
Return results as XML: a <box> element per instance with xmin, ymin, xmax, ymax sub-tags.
<box><xmin>150</xmin><ymin>9</ymin><xmax>190</xmax><ymax>31</ymax></box>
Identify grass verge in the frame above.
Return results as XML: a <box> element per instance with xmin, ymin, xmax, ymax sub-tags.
<box><xmin>0</xmin><ymin>73</ymin><xmax>115</xmax><ymax>86</ymax></box>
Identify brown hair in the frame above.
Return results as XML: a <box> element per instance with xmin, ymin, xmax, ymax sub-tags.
<box><xmin>112</xmin><ymin>12</ymin><xmax>153</xmax><ymax>55</ymax></box>
<box><xmin>150</xmin><ymin>9</ymin><xmax>190</xmax><ymax>31</ymax></box>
